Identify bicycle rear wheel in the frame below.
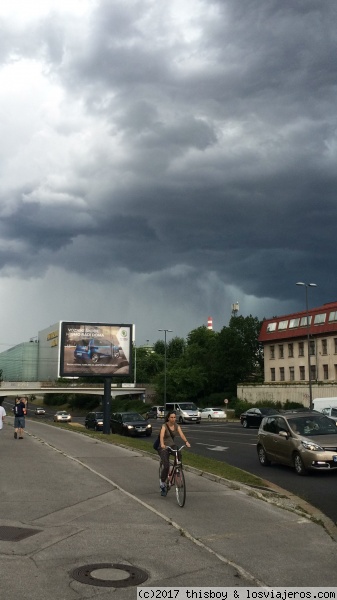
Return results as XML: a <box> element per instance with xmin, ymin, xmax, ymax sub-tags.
<box><xmin>175</xmin><ymin>468</ymin><xmax>186</xmax><ymax>507</ymax></box>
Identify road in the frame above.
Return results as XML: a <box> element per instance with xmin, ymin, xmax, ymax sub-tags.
<box><xmin>138</xmin><ymin>418</ymin><xmax>337</xmax><ymax>524</ymax></box>
<box><xmin>4</xmin><ymin>398</ymin><xmax>337</xmax><ymax>524</ymax></box>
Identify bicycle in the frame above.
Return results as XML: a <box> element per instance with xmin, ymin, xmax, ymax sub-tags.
<box><xmin>158</xmin><ymin>445</ymin><xmax>186</xmax><ymax>507</ymax></box>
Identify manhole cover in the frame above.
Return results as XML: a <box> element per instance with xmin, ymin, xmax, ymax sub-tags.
<box><xmin>0</xmin><ymin>526</ymin><xmax>41</xmax><ymax>542</ymax></box>
<box><xmin>70</xmin><ymin>563</ymin><xmax>148</xmax><ymax>588</ymax></box>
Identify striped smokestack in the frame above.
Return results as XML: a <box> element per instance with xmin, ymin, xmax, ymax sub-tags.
<box><xmin>207</xmin><ymin>316</ymin><xmax>213</xmax><ymax>330</ymax></box>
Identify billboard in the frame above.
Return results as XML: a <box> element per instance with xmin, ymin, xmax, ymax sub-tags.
<box><xmin>59</xmin><ymin>322</ymin><xmax>133</xmax><ymax>378</ymax></box>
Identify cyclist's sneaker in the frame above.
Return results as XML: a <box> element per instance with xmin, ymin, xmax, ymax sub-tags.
<box><xmin>160</xmin><ymin>482</ymin><xmax>167</xmax><ymax>496</ymax></box>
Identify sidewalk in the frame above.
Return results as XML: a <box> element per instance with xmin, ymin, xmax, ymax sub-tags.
<box><xmin>1</xmin><ymin>418</ymin><xmax>337</xmax><ymax>599</ymax></box>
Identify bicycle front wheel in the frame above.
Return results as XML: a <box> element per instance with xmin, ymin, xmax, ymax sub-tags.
<box><xmin>159</xmin><ymin>461</ymin><xmax>163</xmax><ymax>486</ymax></box>
<box><xmin>175</xmin><ymin>468</ymin><xmax>186</xmax><ymax>507</ymax></box>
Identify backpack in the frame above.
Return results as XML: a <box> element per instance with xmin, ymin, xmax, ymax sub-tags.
<box><xmin>153</xmin><ymin>434</ymin><xmax>161</xmax><ymax>451</ymax></box>
<box><xmin>153</xmin><ymin>424</ymin><xmax>175</xmax><ymax>451</ymax></box>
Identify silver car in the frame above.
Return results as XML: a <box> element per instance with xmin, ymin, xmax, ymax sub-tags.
<box><xmin>53</xmin><ymin>411</ymin><xmax>71</xmax><ymax>423</ymax></box>
<box><xmin>257</xmin><ymin>410</ymin><xmax>337</xmax><ymax>475</ymax></box>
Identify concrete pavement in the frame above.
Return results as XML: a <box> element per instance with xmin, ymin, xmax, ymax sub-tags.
<box><xmin>1</xmin><ymin>417</ymin><xmax>337</xmax><ymax>599</ymax></box>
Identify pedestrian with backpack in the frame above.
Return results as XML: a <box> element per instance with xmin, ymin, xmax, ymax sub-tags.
<box><xmin>158</xmin><ymin>411</ymin><xmax>190</xmax><ymax>496</ymax></box>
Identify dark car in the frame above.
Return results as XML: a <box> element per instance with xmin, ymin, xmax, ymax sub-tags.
<box><xmin>146</xmin><ymin>405</ymin><xmax>165</xmax><ymax>419</ymax></box>
<box><xmin>110</xmin><ymin>412</ymin><xmax>152</xmax><ymax>437</ymax></box>
<box><xmin>240</xmin><ymin>407</ymin><xmax>280</xmax><ymax>428</ymax></box>
<box><xmin>74</xmin><ymin>338</ymin><xmax>122</xmax><ymax>364</ymax></box>
<box><xmin>85</xmin><ymin>411</ymin><xmax>104</xmax><ymax>431</ymax></box>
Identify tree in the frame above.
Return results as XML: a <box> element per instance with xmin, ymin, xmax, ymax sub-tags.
<box><xmin>217</xmin><ymin>315</ymin><xmax>263</xmax><ymax>393</ymax></box>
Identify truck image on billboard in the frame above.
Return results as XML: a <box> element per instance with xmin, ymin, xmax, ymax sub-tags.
<box><xmin>59</xmin><ymin>322</ymin><xmax>133</xmax><ymax>377</ymax></box>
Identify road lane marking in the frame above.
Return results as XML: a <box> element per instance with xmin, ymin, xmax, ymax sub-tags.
<box><xmin>196</xmin><ymin>443</ymin><xmax>229</xmax><ymax>451</ymax></box>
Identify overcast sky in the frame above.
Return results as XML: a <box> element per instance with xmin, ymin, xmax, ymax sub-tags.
<box><xmin>0</xmin><ymin>0</ymin><xmax>336</xmax><ymax>349</ymax></box>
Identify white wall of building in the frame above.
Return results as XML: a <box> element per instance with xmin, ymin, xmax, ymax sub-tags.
<box><xmin>37</xmin><ymin>322</ymin><xmax>60</xmax><ymax>381</ymax></box>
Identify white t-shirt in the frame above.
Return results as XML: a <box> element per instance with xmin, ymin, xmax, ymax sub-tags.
<box><xmin>0</xmin><ymin>406</ymin><xmax>6</xmax><ymax>430</ymax></box>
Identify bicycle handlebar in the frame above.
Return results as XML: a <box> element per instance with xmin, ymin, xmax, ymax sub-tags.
<box><xmin>165</xmin><ymin>445</ymin><xmax>186</xmax><ymax>451</ymax></box>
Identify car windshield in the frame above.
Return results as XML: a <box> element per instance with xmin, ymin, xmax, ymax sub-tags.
<box><xmin>58</xmin><ymin>411</ymin><xmax>68</xmax><ymax>415</ymax></box>
<box><xmin>95</xmin><ymin>413</ymin><xmax>104</xmax><ymax>419</ymax></box>
<box><xmin>289</xmin><ymin>415</ymin><xmax>337</xmax><ymax>436</ymax></box>
<box><xmin>260</xmin><ymin>408</ymin><xmax>278</xmax><ymax>415</ymax></box>
<box><xmin>179</xmin><ymin>403</ymin><xmax>197</xmax><ymax>410</ymax></box>
<box><xmin>122</xmin><ymin>413</ymin><xmax>144</xmax><ymax>422</ymax></box>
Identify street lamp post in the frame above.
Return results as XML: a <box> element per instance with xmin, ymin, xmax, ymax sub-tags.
<box><xmin>158</xmin><ymin>329</ymin><xmax>173</xmax><ymax>405</ymax></box>
<box><xmin>296</xmin><ymin>282</ymin><xmax>317</xmax><ymax>410</ymax></box>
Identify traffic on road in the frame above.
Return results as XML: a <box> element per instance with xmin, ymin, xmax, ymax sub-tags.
<box><xmin>3</xmin><ymin>398</ymin><xmax>337</xmax><ymax>524</ymax></box>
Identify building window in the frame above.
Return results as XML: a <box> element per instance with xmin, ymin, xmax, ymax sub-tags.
<box><xmin>334</xmin><ymin>339</ymin><xmax>337</xmax><ymax>354</ymax></box>
<box><xmin>279</xmin><ymin>344</ymin><xmax>284</xmax><ymax>359</ymax></box>
<box><xmin>322</xmin><ymin>339</ymin><xmax>327</xmax><ymax>355</ymax></box>
<box><xmin>288</xmin><ymin>343</ymin><xmax>293</xmax><ymax>358</ymax></box>
<box><xmin>310</xmin><ymin>365</ymin><xmax>316</xmax><ymax>380</ymax></box>
<box><xmin>300</xmin><ymin>315</ymin><xmax>312</xmax><ymax>327</ymax></box>
<box><xmin>270</xmin><ymin>368</ymin><xmax>275</xmax><ymax>382</ymax></box>
<box><xmin>289</xmin><ymin>318</ymin><xmax>300</xmax><ymax>328</ymax></box>
<box><xmin>298</xmin><ymin>342</ymin><xmax>304</xmax><ymax>357</ymax></box>
<box><xmin>299</xmin><ymin>366</ymin><xmax>305</xmax><ymax>380</ymax></box>
<box><xmin>323</xmin><ymin>364</ymin><xmax>329</xmax><ymax>380</ymax></box>
<box><xmin>309</xmin><ymin>340</ymin><xmax>315</xmax><ymax>356</ymax></box>
<box><xmin>335</xmin><ymin>365</ymin><xmax>337</xmax><ymax>379</ymax></box>
<box><xmin>270</xmin><ymin>345</ymin><xmax>275</xmax><ymax>359</ymax></box>
<box><xmin>314</xmin><ymin>313</ymin><xmax>326</xmax><ymax>325</ymax></box>
<box><xmin>279</xmin><ymin>367</ymin><xmax>285</xmax><ymax>381</ymax></box>
<box><xmin>289</xmin><ymin>366</ymin><xmax>295</xmax><ymax>381</ymax></box>
<box><xmin>278</xmin><ymin>320</ymin><xmax>288</xmax><ymax>330</ymax></box>
<box><xmin>267</xmin><ymin>322</ymin><xmax>277</xmax><ymax>332</ymax></box>
<box><xmin>329</xmin><ymin>311</ymin><xmax>337</xmax><ymax>322</ymax></box>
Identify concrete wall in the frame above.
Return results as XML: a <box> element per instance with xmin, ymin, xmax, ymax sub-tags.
<box><xmin>237</xmin><ymin>383</ymin><xmax>337</xmax><ymax>407</ymax></box>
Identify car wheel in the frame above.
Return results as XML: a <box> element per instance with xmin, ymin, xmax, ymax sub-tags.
<box><xmin>257</xmin><ymin>445</ymin><xmax>271</xmax><ymax>466</ymax></box>
<box><xmin>178</xmin><ymin>416</ymin><xmax>183</xmax><ymax>424</ymax></box>
<box><xmin>242</xmin><ymin>419</ymin><xmax>249</xmax><ymax>428</ymax></box>
<box><xmin>293</xmin><ymin>452</ymin><xmax>308</xmax><ymax>476</ymax></box>
<box><xmin>91</xmin><ymin>353</ymin><xmax>99</xmax><ymax>364</ymax></box>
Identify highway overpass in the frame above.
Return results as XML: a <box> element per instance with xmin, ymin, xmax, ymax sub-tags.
<box><xmin>0</xmin><ymin>382</ymin><xmax>146</xmax><ymax>399</ymax></box>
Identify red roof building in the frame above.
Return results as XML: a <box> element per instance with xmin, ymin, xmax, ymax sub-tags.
<box><xmin>259</xmin><ymin>301</ymin><xmax>337</xmax><ymax>384</ymax></box>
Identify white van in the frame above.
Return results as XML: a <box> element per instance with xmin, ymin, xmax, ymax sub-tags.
<box><xmin>313</xmin><ymin>398</ymin><xmax>337</xmax><ymax>413</ymax></box>
<box><xmin>165</xmin><ymin>402</ymin><xmax>201</xmax><ymax>424</ymax></box>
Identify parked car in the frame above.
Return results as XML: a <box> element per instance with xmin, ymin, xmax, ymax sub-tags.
<box><xmin>53</xmin><ymin>411</ymin><xmax>72</xmax><ymax>423</ymax></box>
<box><xmin>146</xmin><ymin>405</ymin><xmax>165</xmax><ymax>419</ymax></box>
<box><xmin>85</xmin><ymin>412</ymin><xmax>104</xmax><ymax>431</ymax></box>
<box><xmin>257</xmin><ymin>410</ymin><xmax>337</xmax><ymax>475</ymax></box>
<box><xmin>110</xmin><ymin>412</ymin><xmax>152</xmax><ymax>437</ymax></box>
<box><xmin>240</xmin><ymin>407</ymin><xmax>279</xmax><ymax>428</ymax></box>
<box><xmin>34</xmin><ymin>407</ymin><xmax>46</xmax><ymax>415</ymax></box>
<box><xmin>74</xmin><ymin>338</ymin><xmax>122</xmax><ymax>364</ymax></box>
<box><xmin>200</xmin><ymin>408</ymin><xmax>226</xmax><ymax>420</ymax></box>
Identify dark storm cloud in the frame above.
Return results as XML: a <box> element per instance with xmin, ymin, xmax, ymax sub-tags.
<box><xmin>1</xmin><ymin>0</ymin><xmax>337</xmax><ymax>321</ymax></box>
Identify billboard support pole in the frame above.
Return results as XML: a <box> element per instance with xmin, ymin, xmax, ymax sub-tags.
<box><xmin>103</xmin><ymin>377</ymin><xmax>111</xmax><ymax>434</ymax></box>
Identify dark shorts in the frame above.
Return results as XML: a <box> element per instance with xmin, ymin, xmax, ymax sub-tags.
<box><xmin>14</xmin><ymin>416</ymin><xmax>25</xmax><ymax>429</ymax></box>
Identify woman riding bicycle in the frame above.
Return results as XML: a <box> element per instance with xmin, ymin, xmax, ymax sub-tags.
<box><xmin>158</xmin><ymin>411</ymin><xmax>191</xmax><ymax>496</ymax></box>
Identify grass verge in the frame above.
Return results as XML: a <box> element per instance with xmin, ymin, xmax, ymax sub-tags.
<box><xmin>53</xmin><ymin>422</ymin><xmax>267</xmax><ymax>489</ymax></box>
